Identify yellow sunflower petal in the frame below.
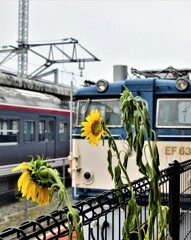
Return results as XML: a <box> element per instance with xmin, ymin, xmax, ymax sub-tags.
<box><xmin>25</xmin><ymin>180</ymin><xmax>35</xmax><ymax>200</ymax></box>
<box><xmin>32</xmin><ymin>183</ymin><xmax>40</xmax><ymax>202</ymax></box>
<box><xmin>43</xmin><ymin>188</ymin><xmax>50</xmax><ymax>206</ymax></box>
<box><xmin>81</xmin><ymin>109</ymin><xmax>105</xmax><ymax>145</ymax></box>
<box><xmin>12</xmin><ymin>162</ymin><xmax>30</xmax><ymax>172</ymax></box>
<box><xmin>36</xmin><ymin>190</ymin><xmax>43</xmax><ymax>206</ymax></box>
<box><xmin>37</xmin><ymin>187</ymin><xmax>46</xmax><ymax>206</ymax></box>
<box><xmin>18</xmin><ymin>170</ymin><xmax>30</xmax><ymax>191</ymax></box>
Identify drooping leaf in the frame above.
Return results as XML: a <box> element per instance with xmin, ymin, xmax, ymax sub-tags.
<box><xmin>113</xmin><ymin>165</ymin><xmax>124</xmax><ymax>207</ymax></box>
<box><xmin>153</xmin><ymin>144</ymin><xmax>160</xmax><ymax>172</ymax></box>
<box><xmin>107</xmin><ymin>149</ymin><xmax>114</xmax><ymax>179</ymax></box>
<box><xmin>123</xmin><ymin>198</ymin><xmax>141</xmax><ymax>239</ymax></box>
<box><xmin>123</xmin><ymin>152</ymin><xmax>129</xmax><ymax>169</ymax></box>
<box><xmin>114</xmin><ymin>165</ymin><xmax>123</xmax><ymax>188</ymax></box>
<box><xmin>158</xmin><ymin>206</ymin><xmax>172</xmax><ymax>240</ymax></box>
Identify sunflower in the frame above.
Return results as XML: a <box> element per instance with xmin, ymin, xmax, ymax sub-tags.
<box><xmin>81</xmin><ymin>109</ymin><xmax>105</xmax><ymax>146</ymax></box>
<box><xmin>12</xmin><ymin>160</ymin><xmax>53</xmax><ymax>206</ymax></box>
<box><xmin>12</xmin><ymin>158</ymin><xmax>84</xmax><ymax>240</ymax></box>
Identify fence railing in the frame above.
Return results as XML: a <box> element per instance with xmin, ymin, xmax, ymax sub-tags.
<box><xmin>0</xmin><ymin>159</ymin><xmax>191</xmax><ymax>239</ymax></box>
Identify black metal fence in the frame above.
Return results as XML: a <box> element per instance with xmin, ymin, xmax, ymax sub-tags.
<box><xmin>0</xmin><ymin>159</ymin><xmax>191</xmax><ymax>240</ymax></box>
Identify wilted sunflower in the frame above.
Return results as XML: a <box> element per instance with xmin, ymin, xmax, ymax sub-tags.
<box><xmin>81</xmin><ymin>109</ymin><xmax>105</xmax><ymax>145</ymax></box>
<box><xmin>12</xmin><ymin>157</ymin><xmax>84</xmax><ymax>240</ymax></box>
<box><xmin>12</xmin><ymin>159</ymin><xmax>54</xmax><ymax>206</ymax></box>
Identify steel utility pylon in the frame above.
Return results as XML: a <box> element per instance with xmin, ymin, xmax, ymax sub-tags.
<box><xmin>18</xmin><ymin>0</ymin><xmax>29</xmax><ymax>79</ymax></box>
<box><xmin>0</xmin><ymin>0</ymin><xmax>100</xmax><ymax>82</ymax></box>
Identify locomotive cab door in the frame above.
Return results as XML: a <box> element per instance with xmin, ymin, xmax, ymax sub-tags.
<box><xmin>39</xmin><ymin>116</ymin><xmax>56</xmax><ymax>159</ymax></box>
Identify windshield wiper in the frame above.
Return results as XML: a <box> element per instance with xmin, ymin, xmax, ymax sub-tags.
<box><xmin>84</xmin><ymin>98</ymin><xmax>91</xmax><ymax>117</ymax></box>
<box><xmin>182</xmin><ymin>101</ymin><xmax>191</xmax><ymax>122</ymax></box>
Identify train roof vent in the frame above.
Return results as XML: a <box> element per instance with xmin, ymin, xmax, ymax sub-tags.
<box><xmin>113</xmin><ymin>65</ymin><xmax>128</xmax><ymax>81</ymax></box>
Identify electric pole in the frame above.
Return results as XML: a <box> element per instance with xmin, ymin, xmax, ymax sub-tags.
<box><xmin>18</xmin><ymin>0</ymin><xmax>29</xmax><ymax>79</ymax></box>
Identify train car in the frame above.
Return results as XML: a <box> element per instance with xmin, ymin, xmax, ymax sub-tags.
<box><xmin>71</xmin><ymin>66</ymin><xmax>191</xmax><ymax>200</ymax></box>
<box><xmin>0</xmin><ymin>86</ymin><xmax>71</xmax><ymax>165</ymax></box>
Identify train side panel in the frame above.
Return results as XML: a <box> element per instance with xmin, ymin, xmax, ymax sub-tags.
<box><xmin>0</xmin><ymin>105</ymin><xmax>70</xmax><ymax>165</ymax></box>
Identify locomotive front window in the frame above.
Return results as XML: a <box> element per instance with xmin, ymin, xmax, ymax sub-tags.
<box><xmin>157</xmin><ymin>99</ymin><xmax>191</xmax><ymax>128</ymax></box>
<box><xmin>76</xmin><ymin>99</ymin><xmax>122</xmax><ymax>127</ymax></box>
<box><xmin>0</xmin><ymin>118</ymin><xmax>19</xmax><ymax>145</ymax></box>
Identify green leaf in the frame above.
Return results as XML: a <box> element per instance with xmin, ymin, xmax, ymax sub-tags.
<box><xmin>153</xmin><ymin>144</ymin><xmax>160</xmax><ymax>170</ymax></box>
<box><xmin>143</xmin><ymin>106</ymin><xmax>151</xmax><ymax>136</ymax></box>
<box><xmin>139</xmin><ymin>127</ymin><xmax>144</xmax><ymax>149</ymax></box>
<box><xmin>108</xmin><ymin>136</ymin><xmax>112</xmax><ymax>148</ymax></box>
<box><xmin>123</xmin><ymin>152</ymin><xmax>129</xmax><ymax>169</ymax></box>
<box><xmin>127</xmin><ymin>131</ymin><xmax>133</xmax><ymax>150</ymax></box>
<box><xmin>134</xmin><ymin>114</ymin><xmax>139</xmax><ymax>134</ymax></box>
<box><xmin>107</xmin><ymin>149</ymin><xmax>114</xmax><ymax>179</ymax></box>
<box><xmin>158</xmin><ymin>206</ymin><xmax>172</xmax><ymax>240</ymax></box>
<box><xmin>145</xmin><ymin>162</ymin><xmax>153</xmax><ymax>179</ymax></box>
<box><xmin>123</xmin><ymin>198</ymin><xmax>141</xmax><ymax>239</ymax></box>
<box><xmin>114</xmin><ymin>165</ymin><xmax>123</xmax><ymax>188</ymax></box>
<box><xmin>134</xmin><ymin>133</ymin><xmax>147</xmax><ymax>176</ymax></box>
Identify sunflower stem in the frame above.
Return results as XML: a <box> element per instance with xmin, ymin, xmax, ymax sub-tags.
<box><xmin>41</xmin><ymin>168</ymin><xmax>83</xmax><ymax>240</ymax></box>
<box><xmin>104</xmin><ymin>127</ymin><xmax>142</xmax><ymax>240</ymax></box>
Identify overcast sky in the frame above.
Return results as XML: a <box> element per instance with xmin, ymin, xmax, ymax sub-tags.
<box><xmin>0</xmin><ymin>0</ymin><xmax>191</xmax><ymax>86</ymax></box>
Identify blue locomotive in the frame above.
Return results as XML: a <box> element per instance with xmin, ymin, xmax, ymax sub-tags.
<box><xmin>71</xmin><ymin>66</ymin><xmax>191</xmax><ymax>200</ymax></box>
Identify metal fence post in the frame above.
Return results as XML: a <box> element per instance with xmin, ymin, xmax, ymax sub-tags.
<box><xmin>62</xmin><ymin>158</ymin><xmax>66</xmax><ymax>208</ymax></box>
<box><xmin>24</xmin><ymin>197</ymin><xmax>28</xmax><ymax>220</ymax></box>
<box><xmin>169</xmin><ymin>160</ymin><xmax>180</xmax><ymax>240</ymax></box>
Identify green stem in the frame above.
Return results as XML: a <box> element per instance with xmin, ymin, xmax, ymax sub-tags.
<box><xmin>134</xmin><ymin>100</ymin><xmax>161</xmax><ymax>239</ymax></box>
<box><xmin>105</xmin><ymin>128</ymin><xmax>142</xmax><ymax>240</ymax></box>
<box><xmin>105</xmin><ymin>128</ymin><xmax>132</xmax><ymax>192</ymax></box>
<box><xmin>41</xmin><ymin>168</ymin><xmax>83</xmax><ymax>240</ymax></box>
<box><xmin>120</xmin><ymin>92</ymin><xmax>169</xmax><ymax>239</ymax></box>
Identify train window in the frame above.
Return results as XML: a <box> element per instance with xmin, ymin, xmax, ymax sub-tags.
<box><xmin>59</xmin><ymin>122</ymin><xmax>67</xmax><ymax>141</ymax></box>
<box><xmin>48</xmin><ymin>121</ymin><xmax>55</xmax><ymax>142</ymax></box>
<box><xmin>24</xmin><ymin>121</ymin><xmax>35</xmax><ymax>143</ymax></box>
<box><xmin>76</xmin><ymin>99</ymin><xmax>122</xmax><ymax>127</ymax></box>
<box><xmin>0</xmin><ymin>118</ymin><xmax>19</xmax><ymax>144</ymax></box>
<box><xmin>39</xmin><ymin>120</ymin><xmax>45</xmax><ymax>142</ymax></box>
<box><xmin>157</xmin><ymin>99</ymin><xmax>191</xmax><ymax>128</ymax></box>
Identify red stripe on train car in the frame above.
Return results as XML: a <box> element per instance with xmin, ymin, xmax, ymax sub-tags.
<box><xmin>0</xmin><ymin>104</ymin><xmax>71</xmax><ymax>115</ymax></box>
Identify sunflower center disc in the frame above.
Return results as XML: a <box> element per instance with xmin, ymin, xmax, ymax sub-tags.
<box><xmin>91</xmin><ymin>120</ymin><xmax>101</xmax><ymax>136</ymax></box>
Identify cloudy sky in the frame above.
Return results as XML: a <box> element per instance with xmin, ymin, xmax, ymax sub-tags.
<box><xmin>0</xmin><ymin>0</ymin><xmax>191</xmax><ymax>86</ymax></box>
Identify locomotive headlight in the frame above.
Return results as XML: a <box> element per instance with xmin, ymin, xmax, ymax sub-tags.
<box><xmin>96</xmin><ymin>79</ymin><xmax>108</xmax><ymax>92</ymax></box>
<box><xmin>176</xmin><ymin>77</ymin><xmax>189</xmax><ymax>91</ymax></box>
